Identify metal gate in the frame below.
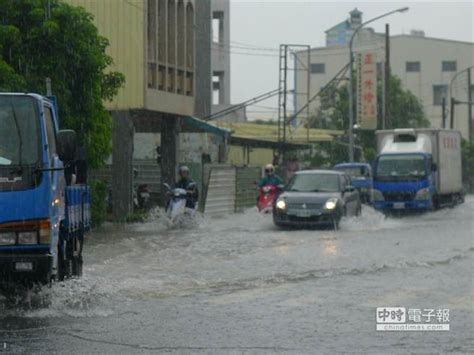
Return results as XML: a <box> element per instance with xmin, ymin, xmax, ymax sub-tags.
<box><xmin>204</xmin><ymin>166</ymin><xmax>236</xmax><ymax>217</ymax></box>
<box><xmin>235</xmin><ymin>167</ymin><xmax>261</xmax><ymax>211</ymax></box>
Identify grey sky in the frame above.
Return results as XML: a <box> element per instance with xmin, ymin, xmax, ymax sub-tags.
<box><xmin>229</xmin><ymin>1</ymin><xmax>474</xmax><ymax>120</ymax></box>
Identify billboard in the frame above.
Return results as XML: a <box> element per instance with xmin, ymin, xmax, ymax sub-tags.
<box><xmin>356</xmin><ymin>51</ymin><xmax>378</xmax><ymax>130</ymax></box>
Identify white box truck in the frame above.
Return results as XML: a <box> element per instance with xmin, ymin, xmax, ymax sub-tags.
<box><xmin>372</xmin><ymin>128</ymin><xmax>464</xmax><ymax>212</ymax></box>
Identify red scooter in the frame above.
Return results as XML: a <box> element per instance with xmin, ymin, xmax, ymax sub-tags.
<box><xmin>257</xmin><ymin>185</ymin><xmax>281</xmax><ymax>213</ymax></box>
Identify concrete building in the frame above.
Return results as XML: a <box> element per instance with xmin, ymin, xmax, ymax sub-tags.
<box><xmin>295</xmin><ymin>9</ymin><xmax>474</xmax><ymax>139</ymax></box>
<box><xmin>66</xmin><ymin>0</ymin><xmax>228</xmax><ymax>219</ymax></box>
<box><xmin>210</xmin><ymin>0</ymin><xmax>247</xmax><ymax>122</ymax></box>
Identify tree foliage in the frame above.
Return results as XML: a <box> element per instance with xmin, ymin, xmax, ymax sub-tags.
<box><xmin>461</xmin><ymin>139</ymin><xmax>474</xmax><ymax>193</ymax></box>
<box><xmin>0</xmin><ymin>0</ymin><xmax>124</xmax><ymax>168</ymax></box>
<box><xmin>309</xmin><ymin>74</ymin><xmax>429</xmax><ymax>165</ymax></box>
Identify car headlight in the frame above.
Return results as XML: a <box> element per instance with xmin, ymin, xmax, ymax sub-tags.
<box><xmin>18</xmin><ymin>231</ymin><xmax>38</xmax><ymax>245</ymax></box>
<box><xmin>415</xmin><ymin>187</ymin><xmax>430</xmax><ymax>200</ymax></box>
<box><xmin>324</xmin><ymin>198</ymin><xmax>338</xmax><ymax>210</ymax></box>
<box><xmin>276</xmin><ymin>199</ymin><xmax>286</xmax><ymax>210</ymax></box>
<box><xmin>0</xmin><ymin>232</ymin><xmax>16</xmax><ymax>245</ymax></box>
<box><xmin>372</xmin><ymin>189</ymin><xmax>384</xmax><ymax>201</ymax></box>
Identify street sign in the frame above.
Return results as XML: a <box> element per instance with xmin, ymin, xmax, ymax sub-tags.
<box><xmin>356</xmin><ymin>51</ymin><xmax>378</xmax><ymax>130</ymax></box>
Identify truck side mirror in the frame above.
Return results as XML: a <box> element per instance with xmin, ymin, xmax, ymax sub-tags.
<box><xmin>432</xmin><ymin>163</ymin><xmax>437</xmax><ymax>172</ymax></box>
<box><xmin>57</xmin><ymin>129</ymin><xmax>77</xmax><ymax>162</ymax></box>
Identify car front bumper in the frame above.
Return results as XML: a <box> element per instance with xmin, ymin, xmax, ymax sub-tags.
<box><xmin>273</xmin><ymin>210</ymin><xmax>339</xmax><ymax>228</ymax></box>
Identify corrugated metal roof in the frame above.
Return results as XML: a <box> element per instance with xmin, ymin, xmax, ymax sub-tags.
<box><xmin>214</xmin><ymin>122</ymin><xmax>343</xmax><ymax>145</ymax></box>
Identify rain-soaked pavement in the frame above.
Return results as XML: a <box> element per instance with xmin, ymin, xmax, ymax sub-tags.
<box><xmin>1</xmin><ymin>198</ymin><xmax>473</xmax><ymax>354</ymax></box>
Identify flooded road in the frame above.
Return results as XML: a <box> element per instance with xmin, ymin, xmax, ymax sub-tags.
<box><xmin>1</xmin><ymin>198</ymin><xmax>473</xmax><ymax>353</ymax></box>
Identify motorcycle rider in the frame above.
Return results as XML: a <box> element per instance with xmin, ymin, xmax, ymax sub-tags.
<box><xmin>174</xmin><ymin>165</ymin><xmax>199</xmax><ymax>209</ymax></box>
<box><xmin>257</xmin><ymin>164</ymin><xmax>284</xmax><ymax>187</ymax></box>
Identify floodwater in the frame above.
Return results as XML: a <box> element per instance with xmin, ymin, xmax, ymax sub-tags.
<box><xmin>1</xmin><ymin>198</ymin><xmax>473</xmax><ymax>354</ymax></box>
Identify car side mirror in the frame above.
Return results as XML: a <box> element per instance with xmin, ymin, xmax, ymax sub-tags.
<box><xmin>344</xmin><ymin>185</ymin><xmax>356</xmax><ymax>193</ymax></box>
<box><xmin>431</xmin><ymin>163</ymin><xmax>437</xmax><ymax>172</ymax></box>
<box><xmin>57</xmin><ymin>130</ymin><xmax>77</xmax><ymax>162</ymax></box>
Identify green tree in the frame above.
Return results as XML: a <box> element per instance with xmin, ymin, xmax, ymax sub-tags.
<box><xmin>310</xmin><ymin>74</ymin><xmax>429</xmax><ymax>164</ymax></box>
<box><xmin>461</xmin><ymin>139</ymin><xmax>474</xmax><ymax>193</ymax></box>
<box><xmin>0</xmin><ymin>0</ymin><xmax>124</xmax><ymax>168</ymax></box>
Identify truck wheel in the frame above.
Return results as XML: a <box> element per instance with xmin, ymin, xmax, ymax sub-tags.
<box><xmin>73</xmin><ymin>256</ymin><xmax>83</xmax><ymax>277</ymax></box>
<box><xmin>57</xmin><ymin>243</ymin><xmax>66</xmax><ymax>281</ymax></box>
<box><xmin>72</xmin><ymin>237</ymin><xmax>84</xmax><ymax>277</ymax></box>
<box><xmin>57</xmin><ymin>240</ymin><xmax>73</xmax><ymax>281</ymax></box>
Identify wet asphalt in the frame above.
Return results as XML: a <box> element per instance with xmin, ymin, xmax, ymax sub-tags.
<box><xmin>0</xmin><ymin>198</ymin><xmax>473</xmax><ymax>354</ymax></box>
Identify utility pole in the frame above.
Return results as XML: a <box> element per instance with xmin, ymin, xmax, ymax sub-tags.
<box><xmin>441</xmin><ymin>97</ymin><xmax>446</xmax><ymax>128</ymax></box>
<box><xmin>468</xmin><ymin>67</ymin><xmax>472</xmax><ymax>140</ymax></box>
<box><xmin>384</xmin><ymin>23</ymin><xmax>391</xmax><ymax>129</ymax></box>
<box><xmin>450</xmin><ymin>98</ymin><xmax>455</xmax><ymax>129</ymax></box>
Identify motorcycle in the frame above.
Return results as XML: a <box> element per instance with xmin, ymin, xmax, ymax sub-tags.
<box><xmin>257</xmin><ymin>185</ymin><xmax>282</xmax><ymax>213</ymax></box>
<box><xmin>133</xmin><ymin>183</ymin><xmax>151</xmax><ymax>211</ymax></box>
<box><xmin>163</xmin><ymin>183</ymin><xmax>198</xmax><ymax>224</ymax></box>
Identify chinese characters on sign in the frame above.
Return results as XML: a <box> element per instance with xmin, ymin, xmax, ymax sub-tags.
<box><xmin>376</xmin><ymin>307</ymin><xmax>450</xmax><ymax>331</ymax></box>
<box><xmin>356</xmin><ymin>52</ymin><xmax>378</xmax><ymax>130</ymax></box>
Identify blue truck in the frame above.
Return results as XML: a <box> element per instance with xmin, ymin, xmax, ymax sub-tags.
<box><xmin>372</xmin><ymin>128</ymin><xmax>464</xmax><ymax>212</ymax></box>
<box><xmin>333</xmin><ymin>162</ymin><xmax>373</xmax><ymax>203</ymax></box>
<box><xmin>0</xmin><ymin>93</ymin><xmax>90</xmax><ymax>292</ymax></box>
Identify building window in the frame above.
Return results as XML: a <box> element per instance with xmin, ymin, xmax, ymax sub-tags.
<box><xmin>213</xmin><ymin>72</ymin><xmax>223</xmax><ymax>105</ymax></box>
<box><xmin>177</xmin><ymin>0</ymin><xmax>185</xmax><ymax>68</ymax></box>
<box><xmin>442</xmin><ymin>61</ymin><xmax>457</xmax><ymax>72</ymax></box>
<box><xmin>167</xmin><ymin>0</ymin><xmax>176</xmax><ymax>66</ymax></box>
<box><xmin>311</xmin><ymin>63</ymin><xmax>325</xmax><ymax>74</ymax></box>
<box><xmin>213</xmin><ymin>11</ymin><xmax>224</xmax><ymax>43</ymax></box>
<box><xmin>158</xmin><ymin>0</ymin><xmax>166</xmax><ymax>63</ymax></box>
<box><xmin>433</xmin><ymin>85</ymin><xmax>448</xmax><ymax>106</ymax></box>
<box><xmin>406</xmin><ymin>61</ymin><xmax>421</xmax><ymax>72</ymax></box>
<box><xmin>186</xmin><ymin>3</ymin><xmax>194</xmax><ymax>69</ymax></box>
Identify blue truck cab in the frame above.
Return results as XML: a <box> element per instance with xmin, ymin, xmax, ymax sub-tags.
<box><xmin>333</xmin><ymin>163</ymin><xmax>373</xmax><ymax>203</ymax></box>
<box><xmin>372</xmin><ymin>129</ymin><xmax>463</xmax><ymax>212</ymax></box>
<box><xmin>0</xmin><ymin>93</ymin><xmax>90</xmax><ymax>288</ymax></box>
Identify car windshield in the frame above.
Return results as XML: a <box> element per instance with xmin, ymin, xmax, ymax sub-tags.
<box><xmin>375</xmin><ymin>154</ymin><xmax>427</xmax><ymax>180</ymax></box>
<box><xmin>0</xmin><ymin>96</ymin><xmax>40</xmax><ymax>166</ymax></box>
<box><xmin>286</xmin><ymin>173</ymin><xmax>340</xmax><ymax>192</ymax></box>
<box><xmin>335</xmin><ymin>166</ymin><xmax>369</xmax><ymax>178</ymax></box>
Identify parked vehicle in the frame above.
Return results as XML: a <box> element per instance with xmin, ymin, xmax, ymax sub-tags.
<box><xmin>273</xmin><ymin>170</ymin><xmax>361</xmax><ymax>229</ymax></box>
<box><xmin>0</xmin><ymin>93</ymin><xmax>90</xmax><ymax>292</ymax></box>
<box><xmin>333</xmin><ymin>162</ymin><xmax>373</xmax><ymax>203</ymax></box>
<box><xmin>164</xmin><ymin>183</ymin><xmax>197</xmax><ymax>224</ymax></box>
<box><xmin>257</xmin><ymin>185</ymin><xmax>282</xmax><ymax>213</ymax></box>
<box><xmin>373</xmin><ymin>128</ymin><xmax>464</xmax><ymax>212</ymax></box>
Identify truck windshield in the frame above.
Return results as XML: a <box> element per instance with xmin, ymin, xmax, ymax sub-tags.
<box><xmin>375</xmin><ymin>155</ymin><xmax>427</xmax><ymax>180</ymax></box>
<box><xmin>0</xmin><ymin>96</ymin><xmax>40</xmax><ymax>166</ymax></box>
<box><xmin>335</xmin><ymin>166</ymin><xmax>369</xmax><ymax>179</ymax></box>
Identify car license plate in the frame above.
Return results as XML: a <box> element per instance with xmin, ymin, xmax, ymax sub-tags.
<box><xmin>296</xmin><ymin>210</ymin><xmax>311</xmax><ymax>218</ymax></box>
<box><xmin>15</xmin><ymin>262</ymin><xmax>33</xmax><ymax>271</ymax></box>
<box><xmin>393</xmin><ymin>202</ymin><xmax>405</xmax><ymax>209</ymax></box>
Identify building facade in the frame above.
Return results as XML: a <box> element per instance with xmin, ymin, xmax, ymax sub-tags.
<box><xmin>295</xmin><ymin>10</ymin><xmax>474</xmax><ymax>139</ymax></box>
<box><xmin>65</xmin><ymin>0</ymin><xmax>224</xmax><ymax>218</ymax></box>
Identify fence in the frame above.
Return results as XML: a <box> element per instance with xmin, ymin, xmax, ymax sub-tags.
<box><xmin>91</xmin><ymin>161</ymin><xmax>262</xmax><ymax>215</ymax></box>
<box><xmin>202</xmin><ymin>165</ymin><xmax>261</xmax><ymax>216</ymax></box>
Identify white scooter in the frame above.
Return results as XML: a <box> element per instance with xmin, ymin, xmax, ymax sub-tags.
<box><xmin>163</xmin><ymin>183</ymin><xmax>198</xmax><ymax>226</ymax></box>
